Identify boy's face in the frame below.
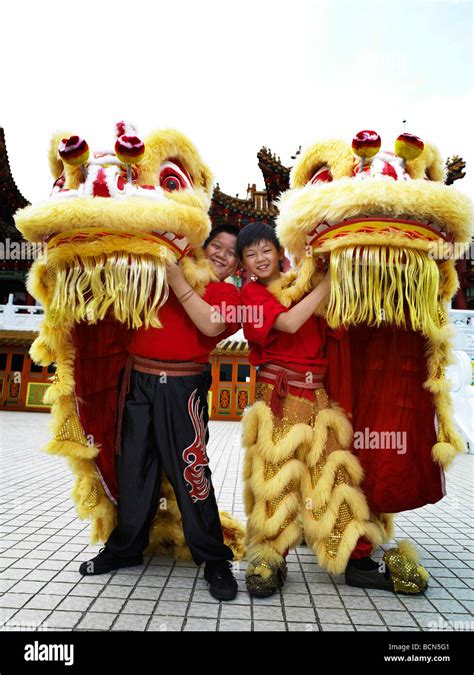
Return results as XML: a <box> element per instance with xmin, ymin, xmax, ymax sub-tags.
<box><xmin>241</xmin><ymin>239</ymin><xmax>282</xmax><ymax>282</ymax></box>
<box><xmin>204</xmin><ymin>231</ymin><xmax>239</xmax><ymax>281</ymax></box>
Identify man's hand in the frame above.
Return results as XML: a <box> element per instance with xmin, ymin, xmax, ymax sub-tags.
<box><xmin>166</xmin><ymin>259</ymin><xmax>185</xmax><ymax>288</ymax></box>
<box><xmin>318</xmin><ymin>269</ymin><xmax>331</xmax><ymax>296</ymax></box>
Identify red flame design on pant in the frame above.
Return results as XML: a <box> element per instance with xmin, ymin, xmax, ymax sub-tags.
<box><xmin>182</xmin><ymin>389</ymin><xmax>211</xmax><ymax>503</ymax></box>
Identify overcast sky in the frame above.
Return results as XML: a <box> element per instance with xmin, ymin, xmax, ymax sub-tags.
<box><xmin>2</xmin><ymin>0</ymin><xmax>472</xmax><ymax>203</ymax></box>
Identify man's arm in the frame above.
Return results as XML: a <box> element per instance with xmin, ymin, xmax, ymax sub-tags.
<box><xmin>166</xmin><ymin>261</ymin><xmax>228</xmax><ymax>337</ymax></box>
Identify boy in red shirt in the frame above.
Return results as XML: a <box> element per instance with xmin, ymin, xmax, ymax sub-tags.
<box><xmin>80</xmin><ymin>225</ymin><xmax>240</xmax><ymax>601</ymax></box>
<box><xmin>239</xmin><ymin>223</ymin><xmax>386</xmax><ymax>597</ymax></box>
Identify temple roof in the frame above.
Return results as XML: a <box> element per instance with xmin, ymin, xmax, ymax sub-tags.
<box><xmin>211</xmin><ymin>184</ymin><xmax>279</xmax><ymax>218</ymax></box>
<box><xmin>209</xmin><ymin>146</ymin><xmax>292</xmax><ymax>230</ymax></box>
<box><xmin>0</xmin><ymin>128</ymin><xmax>30</xmax><ymax>241</ymax></box>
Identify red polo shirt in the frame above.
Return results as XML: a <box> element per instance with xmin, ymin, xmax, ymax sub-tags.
<box><xmin>240</xmin><ymin>280</ymin><xmax>352</xmax><ymax>412</ymax></box>
<box><xmin>130</xmin><ymin>281</ymin><xmax>240</xmax><ymax>361</ymax></box>
<box><xmin>240</xmin><ymin>280</ymin><xmax>330</xmax><ymax>372</ymax></box>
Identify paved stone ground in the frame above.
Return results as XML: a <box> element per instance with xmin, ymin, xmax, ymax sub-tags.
<box><xmin>0</xmin><ymin>412</ymin><xmax>472</xmax><ymax>632</ymax></box>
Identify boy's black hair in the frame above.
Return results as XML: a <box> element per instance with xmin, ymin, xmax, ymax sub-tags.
<box><xmin>237</xmin><ymin>222</ymin><xmax>282</xmax><ymax>259</ymax></box>
<box><xmin>203</xmin><ymin>224</ymin><xmax>240</xmax><ymax>250</ymax></box>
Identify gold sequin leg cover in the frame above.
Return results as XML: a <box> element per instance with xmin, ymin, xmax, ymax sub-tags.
<box><xmin>242</xmin><ymin>381</ymin><xmax>395</xmax><ymax>585</ymax></box>
<box><xmin>298</xmin><ymin>387</ymin><xmax>395</xmax><ymax>574</ymax></box>
<box><xmin>242</xmin><ymin>383</ymin><xmax>313</xmax><ymax>591</ymax></box>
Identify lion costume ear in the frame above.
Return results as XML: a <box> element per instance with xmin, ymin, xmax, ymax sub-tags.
<box><xmin>48</xmin><ymin>131</ymin><xmax>71</xmax><ymax>179</ymax></box>
<box><xmin>406</xmin><ymin>143</ymin><xmax>445</xmax><ymax>182</ymax></box>
<box><xmin>290</xmin><ymin>139</ymin><xmax>353</xmax><ymax>188</ymax></box>
<box><xmin>48</xmin><ymin>131</ymin><xmax>84</xmax><ymax>188</ymax></box>
<box><xmin>140</xmin><ymin>129</ymin><xmax>214</xmax><ymax>197</ymax></box>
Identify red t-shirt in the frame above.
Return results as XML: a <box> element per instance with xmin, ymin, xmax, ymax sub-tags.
<box><xmin>240</xmin><ymin>280</ymin><xmax>330</xmax><ymax>373</ymax></box>
<box><xmin>130</xmin><ymin>281</ymin><xmax>240</xmax><ymax>361</ymax></box>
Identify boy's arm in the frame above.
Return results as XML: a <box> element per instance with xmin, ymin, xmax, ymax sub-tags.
<box><xmin>274</xmin><ymin>272</ymin><xmax>330</xmax><ymax>334</ymax></box>
<box><xmin>166</xmin><ymin>261</ymin><xmax>228</xmax><ymax>337</ymax></box>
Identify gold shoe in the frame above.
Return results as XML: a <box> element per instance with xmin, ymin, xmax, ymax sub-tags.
<box><xmin>383</xmin><ymin>541</ymin><xmax>429</xmax><ymax>594</ymax></box>
<box><xmin>246</xmin><ymin>559</ymin><xmax>288</xmax><ymax>597</ymax></box>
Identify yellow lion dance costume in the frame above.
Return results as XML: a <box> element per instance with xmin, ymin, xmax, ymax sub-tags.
<box><xmin>15</xmin><ymin>122</ymin><xmax>245</xmax><ymax>561</ymax></box>
<box><xmin>242</xmin><ymin>130</ymin><xmax>472</xmax><ymax>595</ymax></box>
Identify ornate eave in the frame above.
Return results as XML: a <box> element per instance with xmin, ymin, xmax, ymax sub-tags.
<box><xmin>257</xmin><ymin>146</ymin><xmax>290</xmax><ymax>203</ymax></box>
<box><xmin>0</xmin><ymin>127</ymin><xmax>30</xmax><ymax>242</ymax></box>
<box><xmin>213</xmin><ymin>339</ymin><xmax>249</xmax><ymax>356</ymax></box>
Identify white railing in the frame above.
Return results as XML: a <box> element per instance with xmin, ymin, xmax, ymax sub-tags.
<box><xmin>448</xmin><ymin>309</ymin><xmax>474</xmax><ymax>357</ymax></box>
<box><xmin>0</xmin><ymin>294</ymin><xmax>44</xmax><ymax>331</ymax></box>
<box><xmin>447</xmin><ymin>309</ymin><xmax>474</xmax><ymax>454</ymax></box>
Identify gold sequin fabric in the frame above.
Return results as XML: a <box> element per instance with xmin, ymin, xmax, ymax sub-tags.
<box><xmin>54</xmin><ymin>414</ymin><xmax>89</xmax><ymax>446</ymax></box>
<box><xmin>257</xmin><ymin>382</ymin><xmax>313</xmax><ymax>528</ymax></box>
<box><xmin>264</xmin><ymin>459</ymin><xmax>293</xmax><ymax>521</ymax></box>
<box><xmin>82</xmin><ymin>483</ymin><xmax>99</xmax><ymax>510</ymax></box>
<box><xmin>383</xmin><ymin>548</ymin><xmax>429</xmax><ymax>594</ymax></box>
<box><xmin>256</xmin><ymin>382</ymin><xmax>315</xmax><ymax>440</ymax></box>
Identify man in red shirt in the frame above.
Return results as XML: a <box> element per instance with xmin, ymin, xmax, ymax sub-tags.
<box><xmin>239</xmin><ymin>223</ymin><xmax>389</xmax><ymax>598</ymax></box>
<box><xmin>79</xmin><ymin>225</ymin><xmax>241</xmax><ymax>601</ymax></box>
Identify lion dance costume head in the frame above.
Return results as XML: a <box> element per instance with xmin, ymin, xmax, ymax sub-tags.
<box><xmin>15</xmin><ymin>122</ymin><xmax>244</xmax><ymax>559</ymax></box>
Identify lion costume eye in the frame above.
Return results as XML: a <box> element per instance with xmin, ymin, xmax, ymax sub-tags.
<box><xmin>309</xmin><ymin>165</ymin><xmax>333</xmax><ymax>185</ymax></box>
<box><xmin>159</xmin><ymin>161</ymin><xmax>193</xmax><ymax>192</ymax></box>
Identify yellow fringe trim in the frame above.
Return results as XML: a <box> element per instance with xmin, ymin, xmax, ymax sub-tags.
<box><xmin>326</xmin><ymin>246</ymin><xmax>440</xmax><ymax>335</ymax></box>
<box><xmin>27</xmin><ymin>239</ymin><xmax>216</xmax><ymax>332</ymax></box>
<box><xmin>48</xmin><ymin>252</ymin><xmax>169</xmax><ymax>329</ymax></box>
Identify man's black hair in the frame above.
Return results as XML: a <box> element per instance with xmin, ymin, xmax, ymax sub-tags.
<box><xmin>237</xmin><ymin>222</ymin><xmax>282</xmax><ymax>259</ymax></box>
<box><xmin>203</xmin><ymin>224</ymin><xmax>240</xmax><ymax>250</ymax></box>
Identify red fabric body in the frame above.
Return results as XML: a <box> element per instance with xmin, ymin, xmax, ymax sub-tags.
<box><xmin>72</xmin><ymin>317</ymin><xmax>132</xmax><ymax>501</ymax></box>
<box><xmin>349</xmin><ymin>324</ymin><xmax>445</xmax><ymax>514</ymax></box>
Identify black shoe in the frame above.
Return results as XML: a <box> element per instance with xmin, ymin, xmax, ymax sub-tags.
<box><xmin>204</xmin><ymin>560</ymin><xmax>238</xmax><ymax>601</ymax></box>
<box><xmin>79</xmin><ymin>547</ymin><xmax>143</xmax><ymax>576</ymax></box>
<box><xmin>345</xmin><ymin>558</ymin><xmax>394</xmax><ymax>592</ymax></box>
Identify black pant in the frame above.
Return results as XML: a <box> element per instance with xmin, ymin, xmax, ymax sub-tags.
<box><xmin>106</xmin><ymin>368</ymin><xmax>233</xmax><ymax>565</ymax></box>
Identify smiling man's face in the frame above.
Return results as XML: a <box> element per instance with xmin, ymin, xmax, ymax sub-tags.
<box><xmin>204</xmin><ymin>231</ymin><xmax>239</xmax><ymax>281</ymax></box>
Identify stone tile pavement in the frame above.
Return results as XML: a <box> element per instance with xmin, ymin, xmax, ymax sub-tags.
<box><xmin>0</xmin><ymin>412</ymin><xmax>472</xmax><ymax>632</ymax></box>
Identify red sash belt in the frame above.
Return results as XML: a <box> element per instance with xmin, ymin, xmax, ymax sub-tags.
<box><xmin>115</xmin><ymin>354</ymin><xmax>205</xmax><ymax>454</ymax></box>
<box><xmin>257</xmin><ymin>363</ymin><xmax>325</xmax><ymax>418</ymax></box>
